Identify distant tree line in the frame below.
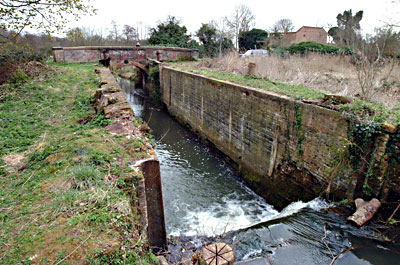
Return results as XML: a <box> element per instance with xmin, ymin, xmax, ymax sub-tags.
<box><xmin>1</xmin><ymin>0</ymin><xmax>399</xmax><ymax>89</ymax></box>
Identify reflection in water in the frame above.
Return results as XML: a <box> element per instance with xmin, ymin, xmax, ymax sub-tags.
<box><xmin>119</xmin><ymin>78</ymin><xmax>400</xmax><ymax>264</ymax></box>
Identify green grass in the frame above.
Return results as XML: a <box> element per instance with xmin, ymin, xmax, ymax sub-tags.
<box><xmin>172</xmin><ymin>65</ymin><xmax>325</xmax><ymax>100</ymax></box>
<box><xmin>171</xmin><ymin>63</ymin><xmax>400</xmax><ymax>125</ymax></box>
<box><xmin>340</xmin><ymin>98</ymin><xmax>400</xmax><ymax>125</ymax></box>
<box><xmin>0</xmin><ymin>62</ymin><xmax>155</xmax><ymax>264</ymax></box>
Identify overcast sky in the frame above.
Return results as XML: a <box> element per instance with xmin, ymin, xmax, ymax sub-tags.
<box><xmin>68</xmin><ymin>0</ymin><xmax>399</xmax><ymax>37</ymax></box>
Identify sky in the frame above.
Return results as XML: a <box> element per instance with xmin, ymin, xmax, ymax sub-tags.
<box><xmin>67</xmin><ymin>0</ymin><xmax>399</xmax><ymax>38</ymax></box>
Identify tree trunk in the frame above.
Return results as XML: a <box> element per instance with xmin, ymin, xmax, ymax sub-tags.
<box><xmin>347</xmin><ymin>198</ymin><xmax>381</xmax><ymax>226</ymax></box>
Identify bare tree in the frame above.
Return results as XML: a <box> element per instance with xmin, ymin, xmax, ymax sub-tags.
<box><xmin>107</xmin><ymin>20</ymin><xmax>120</xmax><ymax>43</ymax></box>
<box><xmin>270</xmin><ymin>18</ymin><xmax>295</xmax><ymax>34</ymax></box>
<box><xmin>210</xmin><ymin>19</ymin><xmax>234</xmax><ymax>40</ymax></box>
<box><xmin>210</xmin><ymin>18</ymin><xmax>235</xmax><ymax>54</ymax></box>
<box><xmin>381</xmin><ymin>0</ymin><xmax>400</xmax><ymax>27</ymax></box>
<box><xmin>66</xmin><ymin>27</ymin><xmax>108</xmax><ymax>46</ymax></box>
<box><xmin>122</xmin><ymin>25</ymin><xmax>138</xmax><ymax>43</ymax></box>
<box><xmin>224</xmin><ymin>4</ymin><xmax>255</xmax><ymax>50</ymax></box>
<box><xmin>353</xmin><ymin>27</ymin><xmax>399</xmax><ymax>98</ymax></box>
<box><xmin>81</xmin><ymin>27</ymin><xmax>106</xmax><ymax>46</ymax></box>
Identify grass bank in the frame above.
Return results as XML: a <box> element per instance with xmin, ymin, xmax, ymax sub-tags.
<box><xmin>171</xmin><ymin>63</ymin><xmax>325</xmax><ymax>100</ymax></box>
<box><xmin>0</xmin><ymin>63</ymin><xmax>157</xmax><ymax>264</ymax></box>
<box><xmin>170</xmin><ymin>61</ymin><xmax>400</xmax><ymax>125</ymax></box>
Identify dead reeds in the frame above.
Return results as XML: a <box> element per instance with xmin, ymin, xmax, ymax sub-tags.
<box><xmin>195</xmin><ymin>52</ymin><xmax>400</xmax><ymax>108</ymax></box>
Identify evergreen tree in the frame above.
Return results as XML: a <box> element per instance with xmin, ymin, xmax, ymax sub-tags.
<box><xmin>239</xmin><ymin>28</ymin><xmax>268</xmax><ymax>50</ymax></box>
<box><xmin>148</xmin><ymin>16</ymin><xmax>191</xmax><ymax>48</ymax></box>
<box><xmin>328</xmin><ymin>9</ymin><xmax>363</xmax><ymax>47</ymax></box>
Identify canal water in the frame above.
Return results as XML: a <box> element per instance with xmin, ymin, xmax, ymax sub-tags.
<box><xmin>119</xmin><ymin>78</ymin><xmax>400</xmax><ymax>265</ymax></box>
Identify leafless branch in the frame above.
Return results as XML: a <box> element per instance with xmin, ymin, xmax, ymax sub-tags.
<box><xmin>388</xmin><ymin>203</ymin><xmax>400</xmax><ymax>222</ymax></box>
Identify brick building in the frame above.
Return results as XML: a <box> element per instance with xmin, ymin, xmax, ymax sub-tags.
<box><xmin>270</xmin><ymin>26</ymin><xmax>328</xmax><ymax>47</ymax></box>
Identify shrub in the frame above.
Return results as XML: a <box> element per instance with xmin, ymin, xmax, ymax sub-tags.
<box><xmin>287</xmin><ymin>41</ymin><xmax>341</xmax><ymax>54</ymax></box>
<box><xmin>148</xmin><ymin>65</ymin><xmax>162</xmax><ymax>105</ymax></box>
<box><xmin>10</xmin><ymin>67</ymin><xmax>29</xmax><ymax>83</ymax></box>
<box><xmin>0</xmin><ymin>40</ymin><xmax>49</xmax><ymax>84</ymax></box>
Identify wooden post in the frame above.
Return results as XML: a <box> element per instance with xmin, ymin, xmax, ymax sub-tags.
<box><xmin>247</xmin><ymin>63</ymin><xmax>256</xmax><ymax>76</ymax></box>
<box><xmin>138</xmin><ymin>158</ymin><xmax>167</xmax><ymax>253</ymax></box>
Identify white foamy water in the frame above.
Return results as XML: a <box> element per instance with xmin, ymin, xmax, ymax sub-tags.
<box><xmin>171</xmin><ymin>198</ymin><xmax>329</xmax><ymax>237</ymax></box>
<box><xmin>120</xmin><ymin>78</ymin><xmax>330</xmax><ymax>237</ymax></box>
<box><xmin>170</xmin><ymin>196</ymin><xmax>277</xmax><ymax>237</ymax></box>
<box><xmin>121</xmin><ymin>77</ymin><xmax>400</xmax><ymax>265</ymax></box>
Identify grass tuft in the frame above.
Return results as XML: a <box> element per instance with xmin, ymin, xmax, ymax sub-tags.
<box><xmin>0</xmin><ymin>62</ymin><xmax>155</xmax><ymax>264</ymax></box>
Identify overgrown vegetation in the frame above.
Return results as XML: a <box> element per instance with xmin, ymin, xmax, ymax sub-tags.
<box><xmin>172</xmin><ymin>63</ymin><xmax>324</xmax><ymax>100</ymax></box>
<box><xmin>148</xmin><ymin>65</ymin><xmax>162</xmax><ymax>105</ymax></box>
<box><xmin>0</xmin><ymin>34</ymin><xmax>53</xmax><ymax>84</ymax></box>
<box><xmin>287</xmin><ymin>41</ymin><xmax>346</xmax><ymax>55</ymax></box>
<box><xmin>196</xmin><ymin>23</ymin><xmax>234</xmax><ymax>57</ymax></box>
<box><xmin>172</xmin><ymin>51</ymin><xmax>400</xmax><ymax>110</ymax></box>
<box><xmin>0</xmin><ymin>63</ymin><xmax>156</xmax><ymax>264</ymax></box>
<box><xmin>340</xmin><ymin>98</ymin><xmax>400</xmax><ymax>125</ymax></box>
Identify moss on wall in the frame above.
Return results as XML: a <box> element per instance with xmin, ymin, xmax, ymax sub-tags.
<box><xmin>161</xmin><ymin>66</ymin><xmax>400</xmax><ymax>207</ymax></box>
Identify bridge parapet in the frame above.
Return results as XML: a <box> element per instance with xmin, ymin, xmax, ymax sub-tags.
<box><xmin>52</xmin><ymin>46</ymin><xmax>198</xmax><ymax>63</ymax></box>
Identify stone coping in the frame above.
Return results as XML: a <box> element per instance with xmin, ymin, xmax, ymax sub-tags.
<box><xmin>162</xmin><ymin>66</ymin><xmax>343</xmax><ymax>118</ymax></box>
<box><xmin>52</xmin><ymin>46</ymin><xmax>198</xmax><ymax>52</ymax></box>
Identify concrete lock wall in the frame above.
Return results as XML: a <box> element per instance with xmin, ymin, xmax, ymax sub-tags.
<box><xmin>52</xmin><ymin>46</ymin><xmax>199</xmax><ymax>63</ymax></box>
<box><xmin>160</xmin><ymin>66</ymin><xmax>400</xmax><ymax>209</ymax></box>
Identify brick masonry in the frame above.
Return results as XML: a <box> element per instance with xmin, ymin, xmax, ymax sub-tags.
<box><xmin>271</xmin><ymin>26</ymin><xmax>328</xmax><ymax>48</ymax></box>
<box><xmin>53</xmin><ymin>46</ymin><xmax>199</xmax><ymax>63</ymax></box>
<box><xmin>160</xmin><ymin>66</ymin><xmax>399</xmax><ymax>209</ymax></box>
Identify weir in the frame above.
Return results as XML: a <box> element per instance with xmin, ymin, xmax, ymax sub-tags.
<box><xmin>119</xmin><ymin>77</ymin><xmax>400</xmax><ymax>265</ymax></box>
<box><xmin>160</xmin><ymin>66</ymin><xmax>400</xmax><ymax>208</ymax></box>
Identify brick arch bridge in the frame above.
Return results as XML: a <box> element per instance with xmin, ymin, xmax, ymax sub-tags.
<box><xmin>52</xmin><ymin>46</ymin><xmax>199</xmax><ymax>64</ymax></box>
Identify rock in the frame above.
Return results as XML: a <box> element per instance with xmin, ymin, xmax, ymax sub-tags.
<box><xmin>202</xmin><ymin>243</ymin><xmax>234</xmax><ymax>265</ymax></box>
<box><xmin>324</xmin><ymin>94</ymin><xmax>353</xmax><ymax>104</ymax></box>
<box><xmin>94</xmin><ymin>85</ymin><xmax>120</xmax><ymax>101</ymax></box>
<box><xmin>302</xmin><ymin>99</ymin><xmax>322</xmax><ymax>105</ymax></box>
<box><xmin>382</xmin><ymin>123</ymin><xmax>397</xmax><ymax>134</ymax></box>
<box><xmin>104</xmin><ymin>102</ymin><xmax>133</xmax><ymax>118</ymax></box>
<box><xmin>347</xmin><ymin>198</ymin><xmax>381</xmax><ymax>226</ymax></box>
<box><xmin>97</xmin><ymin>94</ymin><xmax>110</xmax><ymax>112</ymax></box>
<box><xmin>105</xmin><ymin>122</ymin><xmax>129</xmax><ymax>135</ymax></box>
<box><xmin>139</xmin><ymin>123</ymin><xmax>151</xmax><ymax>133</ymax></box>
<box><xmin>157</xmin><ymin>256</ymin><xmax>169</xmax><ymax>265</ymax></box>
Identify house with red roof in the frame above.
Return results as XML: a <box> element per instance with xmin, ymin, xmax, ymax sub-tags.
<box><xmin>270</xmin><ymin>26</ymin><xmax>328</xmax><ymax>47</ymax></box>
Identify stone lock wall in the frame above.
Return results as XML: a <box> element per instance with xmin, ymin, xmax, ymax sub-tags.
<box><xmin>53</xmin><ymin>46</ymin><xmax>199</xmax><ymax>63</ymax></box>
<box><xmin>160</xmin><ymin>66</ymin><xmax>399</xmax><ymax>209</ymax></box>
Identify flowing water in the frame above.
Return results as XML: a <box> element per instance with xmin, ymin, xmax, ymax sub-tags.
<box><xmin>119</xmin><ymin>78</ymin><xmax>400</xmax><ymax>265</ymax></box>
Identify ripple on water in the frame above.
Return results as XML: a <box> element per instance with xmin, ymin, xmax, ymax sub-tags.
<box><xmin>120</xmin><ymin>79</ymin><xmax>400</xmax><ymax>265</ymax></box>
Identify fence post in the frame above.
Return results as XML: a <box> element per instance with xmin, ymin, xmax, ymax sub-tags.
<box><xmin>137</xmin><ymin>157</ymin><xmax>167</xmax><ymax>253</ymax></box>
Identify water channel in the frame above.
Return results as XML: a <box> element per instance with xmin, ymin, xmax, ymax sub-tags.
<box><xmin>119</xmin><ymin>78</ymin><xmax>400</xmax><ymax>265</ymax></box>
